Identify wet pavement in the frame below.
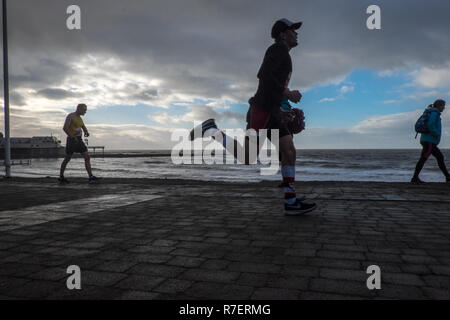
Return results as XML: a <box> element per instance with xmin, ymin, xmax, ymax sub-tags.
<box><xmin>0</xmin><ymin>177</ymin><xmax>450</xmax><ymax>299</ymax></box>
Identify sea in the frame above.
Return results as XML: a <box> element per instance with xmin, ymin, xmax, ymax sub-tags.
<box><xmin>4</xmin><ymin>149</ymin><xmax>450</xmax><ymax>183</ymax></box>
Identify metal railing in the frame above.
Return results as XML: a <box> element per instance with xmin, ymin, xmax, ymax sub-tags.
<box><xmin>1</xmin><ymin>159</ymin><xmax>31</xmax><ymax>166</ymax></box>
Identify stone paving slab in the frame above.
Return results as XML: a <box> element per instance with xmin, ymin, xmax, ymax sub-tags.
<box><xmin>0</xmin><ymin>193</ymin><xmax>161</xmax><ymax>231</ymax></box>
<box><xmin>0</xmin><ymin>177</ymin><xmax>450</xmax><ymax>300</ymax></box>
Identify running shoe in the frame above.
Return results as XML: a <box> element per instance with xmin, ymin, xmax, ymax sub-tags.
<box><xmin>285</xmin><ymin>199</ymin><xmax>317</xmax><ymax>215</ymax></box>
<box><xmin>189</xmin><ymin>119</ymin><xmax>218</xmax><ymax>141</ymax></box>
<box><xmin>89</xmin><ymin>175</ymin><xmax>100</xmax><ymax>184</ymax></box>
<box><xmin>410</xmin><ymin>177</ymin><xmax>425</xmax><ymax>184</ymax></box>
<box><xmin>58</xmin><ymin>177</ymin><xmax>70</xmax><ymax>184</ymax></box>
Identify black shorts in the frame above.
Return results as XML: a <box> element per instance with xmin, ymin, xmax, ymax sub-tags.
<box><xmin>66</xmin><ymin>136</ymin><xmax>88</xmax><ymax>155</ymax></box>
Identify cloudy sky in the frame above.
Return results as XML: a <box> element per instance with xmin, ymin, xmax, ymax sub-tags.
<box><xmin>1</xmin><ymin>0</ymin><xmax>450</xmax><ymax>149</ymax></box>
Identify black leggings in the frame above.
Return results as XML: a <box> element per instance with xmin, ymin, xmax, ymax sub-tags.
<box><xmin>413</xmin><ymin>142</ymin><xmax>450</xmax><ymax>178</ymax></box>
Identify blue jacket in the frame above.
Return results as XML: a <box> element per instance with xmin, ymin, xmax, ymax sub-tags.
<box><xmin>420</xmin><ymin>107</ymin><xmax>442</xmax><ymax>145</ymax></box>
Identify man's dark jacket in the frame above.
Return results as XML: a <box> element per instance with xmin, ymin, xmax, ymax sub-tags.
<box><xmin>249</xmin><ymin>42</ymin><xmax>292</xmax><ymax>114</ymax></box>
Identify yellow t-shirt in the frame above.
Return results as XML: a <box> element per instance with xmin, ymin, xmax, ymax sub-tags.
<box><xmin>68</xmin><ymin>115</ymin><xmax>84</xmax><ymax>137</ymax></box>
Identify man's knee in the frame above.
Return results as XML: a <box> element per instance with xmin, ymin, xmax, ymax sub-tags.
<box><xmin>281</xmin><ymin>145</ymin><xmax>296</xmax><ymax>160</ymax></box>
<box><xmin>280</xmin><ymin>151</ymin><xmax>295</xmax><ymax>165</ymax></box>
<box><xmin>83</xmin><ymin>152</ymin><xmax>90</xmax><ymax>161</ymax></box>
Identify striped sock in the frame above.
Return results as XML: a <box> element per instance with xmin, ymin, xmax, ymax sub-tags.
<box><xmin>281</xmin><ymin>165</ymin><xmax>297</xmax><ymax>205</ymax></box>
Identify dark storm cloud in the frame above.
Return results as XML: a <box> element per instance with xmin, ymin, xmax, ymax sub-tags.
<box><xmin>36</xmin><ymin>88</ymin><xmax>79</xmax><ymax>100</ymax></box>
<box><xmin>127</xmin><ymin>89</ymin><xmax>158</xmax><ymax>102</ymax></box>
<box><xmin>10</xmin><ymin>91</ymin><xmax>26</xmax><ymax>106</ymax></box>
<box><xmin>187</xmin><ymin>104</ymin><xmax>245</xmax><ymax>123</ymax></box>
<box><xmin>8</xmin><ymin>58</ymin><xmax>73</xmax><ymax>89</ymax></box>
<box><xmin>0</xmin><ymin>87</ymin><xmax>26</xmax><ymax>106</ymax></box>
<box><xmin>4</xmin><ymin>0</ymin><xmax>450</xmax><ymax>102</ymax></box>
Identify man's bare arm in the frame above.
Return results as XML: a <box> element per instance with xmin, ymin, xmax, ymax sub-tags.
<box><xmin>82</xmin><ymin>124</ymin><xmax>89</xmax><ymax>137</ymax></box>
<box><xmin>63</xmin><ymin>115</ymin><xmax>74</xmax><ymax>137</ymax></box>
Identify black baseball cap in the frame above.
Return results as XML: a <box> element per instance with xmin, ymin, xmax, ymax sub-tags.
<box><xmin>271</xmin><ymin>18</ymin><xmax>302</xmax><ymax>39</ymax></box>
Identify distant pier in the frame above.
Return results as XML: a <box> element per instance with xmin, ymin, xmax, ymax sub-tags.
<box><xmin>87</xmin><ymin>146</ymin><xmax>105</xmax><ymax>156</ymax></box>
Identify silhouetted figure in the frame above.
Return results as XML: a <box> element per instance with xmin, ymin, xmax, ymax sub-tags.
<box><xmin>189</xmin><ymin>19</ymin><xmax>316</xmax><ymax>215</ymax></box>
<box><xmin>59</xmin><ymin>103</ymin><xmax>99</xmax><ymax>184</ymax></box>
<box><xmin>412</xmin><ymin>99</ymin><xmax>449</xmax><ymax>184</ymax></box>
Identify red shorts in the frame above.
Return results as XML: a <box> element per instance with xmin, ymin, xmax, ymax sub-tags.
<box><xmin>246</xmin><ymin>104</ymin><xmax>291</xmax><ymax>139</ymax></box>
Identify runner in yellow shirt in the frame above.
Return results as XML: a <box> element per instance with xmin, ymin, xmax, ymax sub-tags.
<box><xmin>59</xmin><ymin>103</ymin><xmax>99</xmax><ymax>184</ymax></box>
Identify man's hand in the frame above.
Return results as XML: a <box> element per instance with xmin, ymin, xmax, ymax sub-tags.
<box><xmin>286</xmin><ymin>90</ymin><xmax>302</xmax><ymax>103</ymax></box>
<box><xmin>84</xmin><ymin>131</ymin><xmax>90</xmax><ymax>137</ymax></box>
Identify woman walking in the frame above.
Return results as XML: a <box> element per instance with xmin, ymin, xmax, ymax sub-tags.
<box><xmin>411</xmin><ymin>99</ymin><xmax>450</xmax><ymax>184</ymax></box>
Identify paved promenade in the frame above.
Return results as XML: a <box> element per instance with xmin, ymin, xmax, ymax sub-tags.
<box><xmin>0</xmin><ymin>177</ymin><xmax>449</xmax><ymax>299</ymax></box>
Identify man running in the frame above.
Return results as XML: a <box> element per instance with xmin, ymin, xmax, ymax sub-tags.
<box><xmin>190</xmin><ymin>18</ymin><xmax>317</xmax><ymax>215</ymax></box>
<box><xmin>59</xmin><ymin>103</ymin><xmax>99</xmax><ymax>184</ymax></box>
